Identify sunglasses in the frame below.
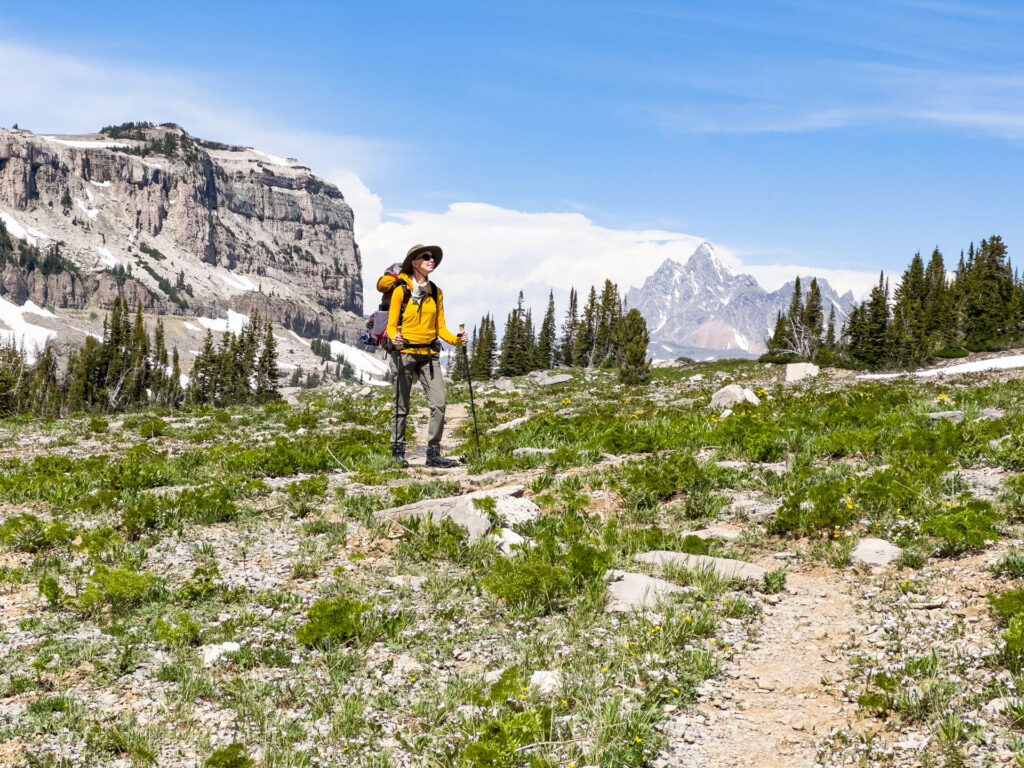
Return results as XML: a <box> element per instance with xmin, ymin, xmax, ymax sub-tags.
<box><xmin>417</xmin><ymin>254</ymin><xmax>436</xmax><ymax>262</ymax></box>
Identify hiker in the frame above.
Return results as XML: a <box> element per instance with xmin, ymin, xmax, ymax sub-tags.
<box><xmin>384</xmin><ymin>244</ymin><xmax>466</xmax><ymax>468</ymax></box>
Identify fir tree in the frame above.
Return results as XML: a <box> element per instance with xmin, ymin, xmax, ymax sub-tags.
<box><xmin>616</xmin><ymin>309</ymin><xmax>650</xmax><ymax>384</ymax></box>
<box><xmin>536</xmin><ymin>291</ymin><xmax>557</xmax><ymax>370</ymax></box>
<box><xmin>560</xmin><ymin>288</ymin><xmax>579</xmax><ymax>366</ymax></box>
<box><xmin>573</xmin><ymin>287</ymin><xmax>598</xmax><ymax>367</ymax></box>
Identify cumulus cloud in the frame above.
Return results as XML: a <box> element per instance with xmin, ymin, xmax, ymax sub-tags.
<box><xmin>355</xmin><ymin>201</ymin><xmax>878</xmax><ymax>333</ymax></box>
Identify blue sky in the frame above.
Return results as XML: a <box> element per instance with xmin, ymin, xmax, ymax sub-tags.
<box><xmin>3</xmin><ymin>0</ymin><xmax>1024</xmax><ymax>322</ymax></box>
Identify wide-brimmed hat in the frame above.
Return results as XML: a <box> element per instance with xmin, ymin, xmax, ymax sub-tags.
<box><xmin>402</xmin><ymin>244</ymin><xmax>443</xmax><ymax>274</ymax></box>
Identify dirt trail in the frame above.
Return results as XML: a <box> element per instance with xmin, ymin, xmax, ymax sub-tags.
<box><xmin>408</xmin><ymin>402</ymin><xmax>470</xmax><ymax>463</ymax></box>
<box><xmin>664</xmin><ymin>568</ymin><xmax>859</xmax><ymax>767</ymax></box>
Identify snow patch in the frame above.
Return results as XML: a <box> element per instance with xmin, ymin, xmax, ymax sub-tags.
<box><xmin>197</xmin><ymin>310</ymin><xmax>251</xmax><ymax>335</ymax></box>
<box><xmin>327</xmin><ymin>340</ymin><xmax>390</xmax><ymax>382</ymax></box>
<box><xmin>68</xmin><ymin>325</ymin><xmax>103</xmax><ymax>340</ymax></box>
<box><xmin>0</xmin><ymin>211</ymin><xmax>50</xmax><ymax>247</ymax></box>
<box><xmin>183</xmin><ymin>322</ymin><xmax>203</xmax><ymax>333</ymax></box>
<box><xmin>89</xmin><ymin>180</ymin><xmax>112</xmax><ymax>188</ymax></box>
<box><xmin>41</xmin><ymin>136</ymin><xmax>131</xmax><ymax>149</ymax></box>
<box><xmin>76</xmin><ymin>199</ymin><xmax>99</xmax><ymax>220</ymax></box>
<box><xmin>251</xmin><ymin>148</ymin><xmax>297</xmax><ymax>167</ymax></box>
<box><xmin>95</xmin><ymin>246</ymin><xmax>119</xmax><ymax>268</ymax></box>
<box><xmin>860</xmin><ymin>354</ymin><xmax>1024</xmax><ymax>380</ymax></box>
<box><xmin>216</xmin><ymin>272</ymin><xmax>259</xmax><ymax>292</ymax></box>
<box><xmin>0</xmin><ymin>298</ymin><xmax>57</xmax><ymax>362</ymax></box>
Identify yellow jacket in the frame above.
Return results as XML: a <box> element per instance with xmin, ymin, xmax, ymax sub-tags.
<box><xmin>383</xmin><ymin>273</ymin><xmax>462</xmax><ymax>354</ymax></box>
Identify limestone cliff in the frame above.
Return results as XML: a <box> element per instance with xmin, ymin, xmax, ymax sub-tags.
<box><xmin>0</xmin><ymin>123</ymin><xmax>363</xmax><ymax>342</ymax></box>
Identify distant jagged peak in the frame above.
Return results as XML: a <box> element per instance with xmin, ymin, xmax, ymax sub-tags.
<box><xmin>685</xmin><ymin>241</ymin><xmax>730</xmax><ymax>275</ymax></box>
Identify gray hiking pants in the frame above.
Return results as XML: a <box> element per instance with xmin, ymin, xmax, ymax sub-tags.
<box><xmin>390</xmin><ymin>352</ymin><xmax>446</xmax><ymax>448</ymax></box>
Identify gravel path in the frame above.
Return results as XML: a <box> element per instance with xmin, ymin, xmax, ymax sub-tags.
<box><xmin>663</xmin><ymin>568</ymin><xmax>858</xmax><ymax>767</ymax></box>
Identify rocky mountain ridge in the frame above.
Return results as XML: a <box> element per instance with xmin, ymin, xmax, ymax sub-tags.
<box><xmin>624</xmin><ymin>242</ymin><xmax>856</xmax><ymax>359</ymax></box>
<box><xmin>0</xmin><ymin>124</ymin><xmax>364</xmax><ymax>360</ymax></box>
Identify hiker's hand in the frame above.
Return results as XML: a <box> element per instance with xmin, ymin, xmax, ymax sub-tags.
<box><xmin>457</xmin><ymin>330</ymin><xmax>468</xmax><ymax>346</ymax></box>
<box><xmin>393</xmin><ymin>333</ymin><xmax>405</xmax><ymax>348</ymax></box>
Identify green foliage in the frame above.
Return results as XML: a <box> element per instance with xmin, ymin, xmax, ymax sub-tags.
<box><xmin>397</xmin><ymin>516</ymin><xmax>492</xmax><ymax>565</ymax></box>
<box><xmin>138</xmin><ymin>417</ymin><xmax>167</xmax><ymax>438</ymax></box>
<box><xmin>0</xmin><ymin>513</ymin><xmax>72</xmax><ymax>553</ymax></box>
<box><xmin>204</xmin><ymin>743</ymin><xmax>253</xmax><ymax>768</ymax></box>
<box><xmin>761</xmin><ymin>567</ymin><xmax>787</xmax><ymax>594</ymax></box>
<box><xmin>37</xmin><ymin>575</ymin><xmax>64</xmax><ymax>605</ymax></box>
<box><xmin>1003</xmin><ymin>614</ymin><xmax>1024</xmax><ymax>673</ymax></box>
<box><xmin>988</xmin><ymin>589</ymin><xmax>1024</xmax><ymax>626</ymax></box>
<box><xmin>459</xmin><ymin>706</ymin><xmax>553</xmax><ymax>768</ymax></box>
<box><xmin>921</xmin><ymin>500</ymin><xmax>999</xmax><ymax>556</ymax></box>
<box><xmin>617</xmin><ymin>308</ymin><xmax>650</xmax><ymax>384</ymax></box>
<box><xmin>992</xmin><ymin>550</ymin><xmax>1024</xmax><ymax>578</ymax></box>
<box><xmin>294</xmin><ymin>596</ymin><xmax>406</xmax><ymax>649</ymax></box>
<box><xmin>768</xmin><ymin>480</ymin><xmax>857</xmax><ymax>536</ymax></box>
<box><xmin>77</xmin><ymin>565</ymin><xmax>160</xmax><ymax>616</ymax></box>
<box><xmin>483</xmin><ymin>513</ymin><xmax>609</xmax><ymax>616</ymax></box>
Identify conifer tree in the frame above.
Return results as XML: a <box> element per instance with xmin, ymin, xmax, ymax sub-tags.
<box><xmin>891</xmin><ymin>253</ymin><xmax>928</xmax><ymax>367</ymax></box>
<box><xmin>617</xmin><ymin>309</ymin><xmax>650</xmax><ymax>384</ymax></box>
<box><xmin>536</xmin><ymin>291</ymin><xmax>557</xmax><ymax>370</ymax></box>
<box><xmin>573</xmin><ymin>287</ymin><xmax>598</xmax><ymax>367</ymax></box>
<box><xmin>593</xmin><ymin>280</ymin><xmax>622</xmax><ymax>367</ymax></box>
<box><xmin>560</xmin><ymin>288</ymin><xmax>579</xmax><ymax>366</ymax></box>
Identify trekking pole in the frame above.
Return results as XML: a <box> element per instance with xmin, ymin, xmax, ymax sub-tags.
<box><xmin>459</xmin><ymin>324</ymin><xmax>481</xmax><ymax>456</ymax></box>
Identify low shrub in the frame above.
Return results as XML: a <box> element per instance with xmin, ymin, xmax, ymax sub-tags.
<box><xmin>295</xmin><ymin>596</ymin><xmax>407</xmax><ymax>649</ymax></box>
<box><xmin>78</xmin><ymin>565</ymin><xmax>161</xmax><ymax>616</ymax></box>
<box><xmin>205</xmin><ymin>743</ymin><xmax>253</xmax><ymax>768</ymax></box>
<box><xmin>1002</xmin><ymin>614</ymin><xmax>1024</xmax><ymax>672</ymax></box>
<box><xmin>0</xmin><ymin>514</ymin><xmax>72</xmax><ymax>553</ymax></box>
<box><xmin>921</xmin><ymin>500</ymin><xmax>1000</xmax><ymax>556</ymax></box>
<box><xmin>988</xmin><ymin>589</ymin><xmax>1024</xmax><ymax>626</ymax></box>
<box><xmin>993</xmin><ymin>550</ymin><xmax>1024</xmax><ymax>578</ymax></box>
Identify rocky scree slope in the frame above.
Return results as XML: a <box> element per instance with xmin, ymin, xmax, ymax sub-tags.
<box><xmin>0</xmin><ymin>125</ymin><xmax>363</xmax><ymax>344</ymax></box>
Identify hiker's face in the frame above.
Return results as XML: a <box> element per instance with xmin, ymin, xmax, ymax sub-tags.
<box><xmin>414</xmin><ymin>254</ymin><xmax>436</xmax><ymax>276</ymax></box>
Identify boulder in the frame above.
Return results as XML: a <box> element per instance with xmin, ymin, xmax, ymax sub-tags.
<box><xmin>978</xmin><ymin>407</ymin><xmax>1006</xmax><ymax>421</ymax></box>
<box><xmin>785</xmin><ymin>362</ymin><xmax>820</xmax><ymax>383</ymax></box>
<box><xmin>493</xmin><ymin>378</ymin><xmax>516</xmax><ymax>392</ymax></box>
<box><xmin>372</xmin><ymin>485</ymin><xmax>539</xmax><ymax>541</ymax></box>
<box><xmin>536</xmin><ymin>374</ymin><xmax>573</xmax><ymax>387</ymax></box>
<box><xmin>709</xmin><ymin>384</ymin><xmax>760</xmax><ymax>411</ymax></box>
<box><xmin>850</xmin><ymin>538</ymin><xmax>902</xmax><ymax>567</ymax></box>
<box><xmin>490</xmin><ymin>528</ymin><xmax>528</xmax><ymax>556</ymax></box>
<box><xmin>604</xmin><ymin>569</ymin><xmax>686</xmax><ymax>612</ymax></box>
<box><xmin>685</xmin><ymin>526</ymin><xmax>741</xmax><ymax>542</ymax></box>
<box><xmin>354</xmin><ymin>386</ymin><xmax>372</xmax><ymax>399</ymax></box>
<box><xmin>689</xmin><ymin>374</ymin><xmax>704</xmax><ymax>382</ymax></box>
<box><xmin>529</xmin><ymin>670</ymin><xmax>563</xmax><ymax>695</ymax></box>
<box><xmin>487</xmin><ymin>416</ymin><xmax>529</xmax><ymax>434</ymax></box>
<box><xmin>634</xmin><ymin>550</ymin><xmax>767</xmax><ymax>581</ymax></box>
<box><xmin>201</xmin><ymin>642</ymin><xmax>241</xmax><ymax>667</ymax></box>
<box><xmin>928</xmin><ymin>410</ymin><xmax>964</xmax><ymax>423</ymax></box>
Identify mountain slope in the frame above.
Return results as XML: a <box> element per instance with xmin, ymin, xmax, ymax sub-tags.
<box><xmin>0</xmin><ymin>124</ymin><xmax>364</xmax><ymax>351</ymax></box>
<box><xmin>624</xmin><ymin>242</ymin><xmax>855</xmax><ymax>359</ymax></box>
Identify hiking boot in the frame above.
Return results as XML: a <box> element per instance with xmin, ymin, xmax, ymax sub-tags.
<box><xmin>425</xmin><ymin>444</ymin><xmax>459</xmax><ymax>468</ymax></box>
<box><xmin>391</xmin><ymin>443</ymin><xmax>409</xmax><ymax>468</ymax></box>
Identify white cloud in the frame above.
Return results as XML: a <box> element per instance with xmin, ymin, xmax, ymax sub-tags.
<box><xmin>356</xmin><ymin>201</ymin><xmax>879</xmax><ymax>333</ymax></box>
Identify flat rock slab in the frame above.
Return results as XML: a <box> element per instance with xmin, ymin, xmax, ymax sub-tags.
<box><xmin>536</xmin><ymin>374</ymin><xmax>573</xmax><ymax>387</ymax></box>
<box><xmin>710</xmin><ymin>384</ymin><xmax>760</xmax><ymax>411</ymax></box>
<box><xmin>928</xmin><ymin>410</ymin><xmax>964</xmax><ymax>422</ymax></box>
<box><xmin>635</xmin><ymin>550</ymin><xmax>767</xmax><ymax>581</ymax></box>
<box><xmin>686</xmin><ymin>526</ymin><xmax>742</xmax><ymax>541</ymax></box>
<box><xmin>493</xmin><ymin>378</ymin><xmax>517</xmax><ymax>392</ymax></box>
<box><xmin>851</xmin><ymin>538</ymin><xmax>902</xmax><ymax>566</ymax></box>
<box><xmin>979</xmin><ymin>407</ymin><xmax>1006</xmax><ymax>420</ymax></box>
<box><xmin>605</xmin><ymin>569</ymin><xmax>687</xmax><ymax>612</ymax></box>
<box><xmin>785</xmin><ymin>362</ymin><xmax>820</xmax><ymax>383</ymax></box>
<box><xmin>487</xmin><ymin>416</ymin><xmax>529</xmax><ymax>434</ymax></box>
<box><xmin>512</xmin><ymin>447</ymin><xmax>556</xmax><ymax>456</ymax></box>
<box><xmin>373</xmin><ymin>484</ymin><xmax>538</xmax><ymax>541</ymax></box>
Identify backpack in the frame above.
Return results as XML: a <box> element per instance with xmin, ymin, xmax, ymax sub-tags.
<box><xmin>358</xmin><ymin>268</ymin><xmax>440</xmax><ymax>353</ymax></box>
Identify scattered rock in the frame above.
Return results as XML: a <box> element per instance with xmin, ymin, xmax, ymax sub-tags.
<box><xmin>785</xmin><ymin>362</ymin><xmax>820</xmax><ymax>383</ymax></box>
<box><xmin>490</xmin><ymin>528</ymin><xmax>528</xmax><ymax>556</ymax></box>
<box><xmin>604</xmin><ymin>569</ymin><xmax>687</xmax><ymax>612</ymax></box>
<box><xmin>536</xmin><ymin>373</ymin><xmax>573</xmax><ymax>387</ymax></box>
<box><xmin>511</xmin><ymin>447</ymin><xmax>556</xmax><ymax>456</ymax></box>
<box><xmin>635</xmin><ymin>551</ymin><xmax>767</xmax><ymax>582</ymax></box>
<box><xmin>689</xmin><ymin>374</ymin><xmax>704</xmax><ymax>382</ymax></box>
<box><xmin>710</xmin><ymin>385</ymin><xmax>760</xmax><ymax>411</ymax></box>
<box><xmin>466</xmin><ymin>469</ymin><xmax>509</xmax><ymax>487</ymax></box>
<box><xmin>528</xmin><ymin>670</ymin><xmax>562</xmax><ymax>695</ymax></box>
<box><xmin>928</xmin><ymin>410</ymin><xmax>964</xmax><ymax>422</ymax></box>
<box><xmin>487</xmin><ymin>416</ymin><xmax>529</xmax><ymax>434</ymax></box>
<box><xmin>907</xmin><ymin>596</ymin><xmax>948</xmax><ymax>610</ymax></box>
<box><xmin>978</xmin><ymin>407</ymin><xmax>1006</xmax><ymax>420</ymax></box>
<box><xmin>386</xmin><ymin>575</ymin><xmax>427</xmax><ymax>590</ymax></box>
<box><xmin>372</xmin><ymin>485</ymin><xmax>539</xmax><ymax>541</ymax></box>
<box><xmin>201</xmin><ymin>642</ymin><xmax>241</xmax><ymax>667</ymax></box>
<box><xmin>493</xmin><ymin>378</ymin><xmax>516</xmax><ymax>392</ymax></box>
<box><xmin>850</xmin><ymin>538</ymin><xmax>902</xmax><ymax>567</ymax></box>
<box><xmin>984</xmin><ymin>697</ymin><xmax>1011</xmax><ymax>716</ymax></box>
<box><xmin>685</xmin><ymin>526</ymin><xmax>742</xmax><ymax>541</ymax></box>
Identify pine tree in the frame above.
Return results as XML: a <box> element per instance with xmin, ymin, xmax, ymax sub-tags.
<box><xmin>560</xmin><ymin>288</ymin><xmax>579</xmax><ymax>366</ymax></box>
<box><xmin>255</xmin><ymin>319</ymin><xmax>280</xmax><ymax>400</ymax></box>
<box><xmin>536</xmin><ymin>291</ymin><xmax>557</xmax><ymax>370</ymax></box>
<box><xmin>617</xmin><ymin>309</ymin><xmax>650</xmax><ymax>384</ymax></box>
<box><xmin>593</xmin><ymin>280</ymin><xmax>622</xmax><ymax>367</ymax></box>
<box><xmin>573</xmin><ymin>287</ymin><xmax>598</xmax><ymax>367</ymax></box>
<box><xmin>891</xmin><ymin>253</ymin><xmax>928</xmax><ymax>367</ymax></box>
